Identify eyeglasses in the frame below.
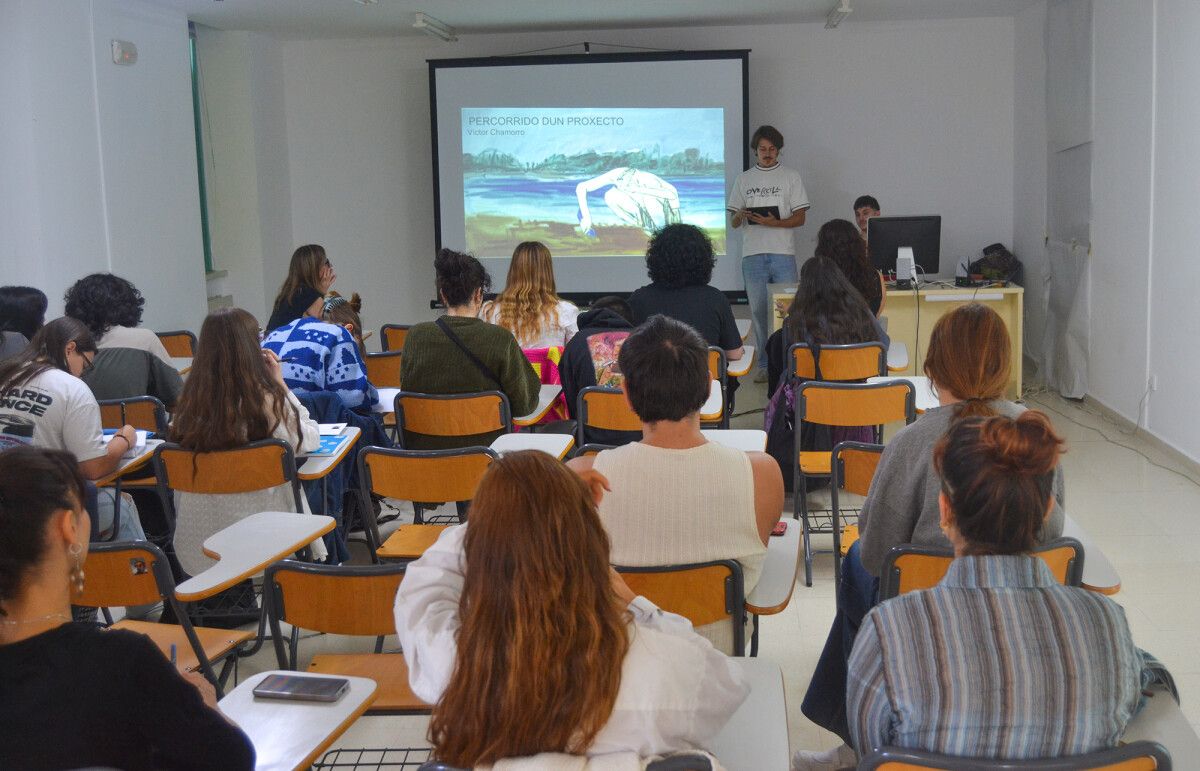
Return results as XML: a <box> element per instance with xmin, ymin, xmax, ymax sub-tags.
<box><xmin>81</xmin><ymin>351</ymin><xmax>95</xmax><ymax>374</ymax></box>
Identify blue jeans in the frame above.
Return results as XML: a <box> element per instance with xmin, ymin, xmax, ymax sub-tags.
<box><xmin>742</xmin><ymin>252</ymin><xmax>797</xmax><ymax>368</ymax></box>
<box><xmin>800</xmin><ymin>541</ymin><xmax>879</xmax><ymax>745</ymax></box>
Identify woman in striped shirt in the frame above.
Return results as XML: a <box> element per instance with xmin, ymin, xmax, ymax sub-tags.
<box><xmin>846</xmin><ymin>411</ymin><xmax>1151</xmax><ymax>762</ymax></box>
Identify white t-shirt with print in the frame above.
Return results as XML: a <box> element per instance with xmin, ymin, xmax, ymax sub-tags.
<box><xmin>727</xmin><ymin>164</ymin><xmax>811</xmax><ymax>257</ymax></box>
<box><xmin>0</xmin><ymin>367</ymin><xmax>108</xmax><ymax>461</ymax></box>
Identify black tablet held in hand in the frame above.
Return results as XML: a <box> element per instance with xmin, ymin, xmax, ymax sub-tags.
<box><xmin>746</xmin><ymin>205</ymin><xmax>781</xmax><ymax>220</ymax></box>
<box><xmin>252</xmin><ymin>674</ymin><xmax>350</xmax><ymax>703</ymax></box>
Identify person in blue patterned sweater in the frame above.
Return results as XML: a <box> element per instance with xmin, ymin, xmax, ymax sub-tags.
<box><xmin>261</xmin><ymin>293</ymin><xmax>378</xmax><ymax>413</ymax></box>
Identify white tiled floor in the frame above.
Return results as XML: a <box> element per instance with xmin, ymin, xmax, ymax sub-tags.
<box><xmin>231</xmin><ymin>375</ymin><xmax>1200</xmax><ymax>765</ymax></box>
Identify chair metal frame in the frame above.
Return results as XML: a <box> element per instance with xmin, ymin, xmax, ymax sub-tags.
<box><xmin>380</xmin><ymin>323</ymin><xmax>412</xmax><ymax>352</ymax></box>
<box><xmin>572</xmin><ymin>442</ymin><xmax>616</xmax><ymax>458</ymax></box>
<box><xmin>878</xmin><ymin>537</ymin><xmax>1086</xmax><ymax>601</ymax></box>
<box><xmin>793</xmin><ymin>380</ymin><xmax>916</xmax><ymax>586</ymax></box>
<box><xmin>858</xmin><ymin>741</ymin><xmax>1170</xmax><ymax>770</ymax></box>
<box><xmin>156</xmin><ymin>329</ymin><xmax>198</xmax><ymax>358</ymax></box>
<box><xmin>393</xmin><ymin>390</ymin><xmax>512</xmax><ymax>451</ymax></box>
<box><xmin>360</xmin><ymin>444</ymin><xmax>498</xmax><ymax>532</ymax></box>
<box><xmin>829</xmin><ymin>441</ymin><xmax>885</xmax><ymax>581</ymax></box>
<box><xmin>576</xmin><ymin>385</ymin><xmax>641</xmax><ymax>448</ymax></box>
<box><xmin>706</xmin><ymin>346</ymin><xmax>731</xmax><ymax>429</ymax></box>
<box><xmin>151</xmin><ymin>438</ymin><xmax>305</xmax><ymax>648</ymax></box>
<box><xmin>79</xmin><ymin>540</ymin><xmax>244</xmax><ymax>696</ymax></box>
<box><xmin>615</xmin><ymin>558</ymin><xmax>747</xmax><ymax>656</ymax></box>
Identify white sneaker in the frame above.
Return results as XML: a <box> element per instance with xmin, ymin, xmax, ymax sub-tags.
<box><xmin>791</xmin><ymin>743</ymin><xmax>857</xmax><ymax>771</ymax></box>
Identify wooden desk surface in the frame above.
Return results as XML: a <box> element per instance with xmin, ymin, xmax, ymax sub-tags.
<box><xmin>745</xmin><ymin>525</ymin><xmax>801</xmax><ymax>615</ymax></box>
<box><xmin>710</xmin><ymin>658</ymin><xmax>790</xmax><ymax>771</ymax></box>
<box><xmin>513</xmin><ymin>384</ymin><xmax>562</xmax><ymax>427</ymax></box>
<box><xmin>220</xmin><ymin>671</ymin><xmax>378</xmax><ymax>771</ymax></box>
<box><xmin>727</xmin><ymin>345</ymin><xmax>756</xmax><ymax>378</ymax></box>
<box><xmin>297</xmin><ymin>427</ymin><xmax>360</xmax><ymax>481</ymax></box>
<box><xmin>489</xmin><ymin>432</ymin><xmax>575</xmax><ymax>459</ymax></box>
<box><xmin>1123</xmin><ymin>687</ymin><xmax>1200</xmax><ymax>760</ymax></box>
<box><xmin>1062</xmin><ymin>514</ymin><xmax>1122</xmax><ymax>594</ymax></box>
<box><xmin>175</xmin><ymin>511</ymin><xmax>336</xmax><ymax>601</ymax></box>
<box><xmin>95</xmin><ymin>438</ymin><xmax>164</xmax><ymax>487</ymax></box>
<box><xmin>702</xmin><ymin>429</ymin><xmax>767</xmax><ymax>452</ymax></box>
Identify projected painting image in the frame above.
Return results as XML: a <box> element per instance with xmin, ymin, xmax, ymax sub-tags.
<box><xmin>462</xmin><ymin>107</ymin><xmax>725</xmax><ymax>257</ymax></box>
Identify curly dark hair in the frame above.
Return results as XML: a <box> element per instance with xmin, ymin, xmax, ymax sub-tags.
<box><xmin>63</xmin><ymin>273</ymin><xmax>145</xmax><ymax>339</ymax></box>
<box><xmin>435</xmin><ymin>249</ymin><xmax>491</xmax><ymax>307</ymax></box>
<box><xmin>645</xmin><ymin>224</ymin><xmax>715</xmax><ymax>289</ymax></box>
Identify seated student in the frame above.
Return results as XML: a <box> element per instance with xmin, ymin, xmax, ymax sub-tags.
<box><xmin>479</xmin><ymin>241</ymin><xmax>580</xmax><ymax>349</ymax></box>
<box><xmin>628</xmin><ymin>223</ymin><xmax>744</xmax><ymax>364</ymax></box>
<box><xmin>395</xmin><ymin>450</ymin><xmax>748</xmax><ymax>765</ymax></box>
<box><xmin>764</xmin><ymin>255</ymin><xmax>888</xmax><ymax>407</ymax></box>
<box><xmin>265</xmin><ymin>244</ymin><xmax>336</xmax><ymax>332</ymax></box>
<box><xmin>0</xmin><ymin>317</ymin><xmax>146</xmax><ymax>544</ymax></box>
<box><xmin>796</xmin><ymin>302</ymin><xmax>1064</xmax><ymax>767</ymax></box>
<box><xmin>0</xmin><ymin>286</ymin><xmax>47</xmax><ymax>360</ymax></box>
<box><xmin>169</xmin><ymin>307</ymin><xmax>324</xmax><ymax>575</ymax></box>
<box><xmin>815</xmin><ymin>219</ymin><xmax>885</xmax><ymax>316</ymax></box>
<box><xmin>847</xmin><ymin>411</ymin><xmax>1149</xmax><ymax>762</ymax></box>
<box><xmin>568</xmin><ymin>315</ymin><xmax>783</xmax><ymax>654</ymax></box>
<box><xmin>400</xmin><ymin>249</ymin><xmax>539</xmax><ymax>450</ymax></box>
<box><xmin>261</xmin><ymin>292</ymin><xmax>378</xmax><ymax>412</ymax></box>
<box><xmin>64</xmin><ymin>273</ymin><xmax>184</xmax><ymax>410</ymax></box>
<box><xmin>853</xmin><ymin>194</ymin><xmax>880</xmax><ymax>241</ymax></box>
<box><xmin>560</xmin><ymin>295</ymin><xmax>639</xmax><ymax>447</ymax></box>
<box><xmin>0</xmin><ymin>446</ymin><xmax>254</xmax><ymax>771</ymax></box>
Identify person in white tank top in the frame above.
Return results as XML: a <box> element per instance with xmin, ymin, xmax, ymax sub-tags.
<box><xmin>570</xmin><ymin>314</ymin><xmax>784</xmax><ymax>654</ymax></box>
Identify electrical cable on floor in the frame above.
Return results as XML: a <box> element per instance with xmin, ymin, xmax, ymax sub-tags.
<box><xmin>731</xmin><ymin>408</ymin><xmax>765</xmax><ymax>418</ymax></box>
<box><xmin>1028</xmin><ymin>390</ymin><xmax>1200</xmax><ymax>488</ymax></box>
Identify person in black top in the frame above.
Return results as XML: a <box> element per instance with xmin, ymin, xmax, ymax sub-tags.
<box><xmin>266</xmin><ymin>244</ymin><xmax>337</xmax><ymax>332</ymax></box>
<box><xmin>0</xmin><ymin>446</ymin><xmax>254</xmax><ymax>771</ymax></box>
<box><xmin>560</xmin><ymin>296</ymin><xmax>640</xmax><ymax>447</ymax></box>
<box><xmin>628</xmin><ymin>224</ymin><xmax>744</xmax><ymax>404</ymax></box>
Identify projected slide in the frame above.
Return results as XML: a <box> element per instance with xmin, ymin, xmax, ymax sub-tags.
<box><xmin>462</xmin><ymin>107</ymin><xmax>726</xmax><ymax>258</ymax></box>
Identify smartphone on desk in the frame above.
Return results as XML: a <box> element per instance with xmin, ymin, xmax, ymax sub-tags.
<box><xmin>771</xmin><ymin>521</ymin><xmax>788</xmax><ymax>537</ymax></box>
<box><xmin>252</xmin><ymin>674</ymin><xmax>349</xmax><ymax>703</ymax></box>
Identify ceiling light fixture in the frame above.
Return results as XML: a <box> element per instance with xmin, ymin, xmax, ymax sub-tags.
<box><xmin>414</xmin><ymin>12</ymin><xmax>457</xmax><ymax>42</ymax></box>
<box><xmin>825</xmin><ymin>0</ymin><xmax>852</xmax><ymax>29</ymax></box>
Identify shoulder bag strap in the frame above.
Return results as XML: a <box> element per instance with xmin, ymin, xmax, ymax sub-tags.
<box><xmin>435</xmin><ymin>317</ymin><xmax>503</xmax><ymax>389</ymax></box>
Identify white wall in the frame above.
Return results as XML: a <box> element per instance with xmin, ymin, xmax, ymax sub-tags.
<box><xmin>1146</xmin><ymin>0</ymin><xmax>1200</xmax><ymax>460</ymax></box>
<box><xmin>1013</xmin><ymin>1</ymin><xmax>1049</xmax><ymax>369</ymax></box>
<box><xmin>0</xmin><ymin>0</ymin><xmax>207</xmax><ymax>331</ymax></box>
<box><xmin>193</xmin><ymin>27</ymin><xmax>291</xmax><ymax>321</ymax></box>
<box><xmin>278</xmin><ymin>17</ymin><xmax>1016</xmax><ymax>330</ymax></box>
<box><xmin>1090</xmin><ymin>0</ymin><xmax>1154</xmax><ymax>423</ymax></box>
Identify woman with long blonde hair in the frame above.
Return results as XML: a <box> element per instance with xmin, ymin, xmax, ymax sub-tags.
<box><xmin>394</xmin><ymin>450</ymin><xmax>747</xmax><ymax>765</ymax></box>
<box><xmin>480</xmin><ymin>241</ymin><xmax>579</xmax><ymax>348</ymax></box>
<box><xmin>266</xmin><ymin>244</ymin><xmax>336</xmax><ymax>332</ymax></box>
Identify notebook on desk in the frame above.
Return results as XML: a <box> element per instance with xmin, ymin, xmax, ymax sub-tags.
<box><xmin>102</xmin><ymin>429</ymin><xmax>148</xmax><ymax>458</ymax></box>
<box><xmin>307</xmin><ymin>434</ymin><xmax>345</xmax><ymax>457</ymax></box>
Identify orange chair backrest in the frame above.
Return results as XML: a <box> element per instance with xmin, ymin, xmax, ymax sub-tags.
<box><xmin>397</xmin><ymin>393</ymin><xmax>507</xmax><ymax>437</ymax></box>
<box><xmin>792</xmin><ymin>343</ymin><xmax>884</xmax><ymax>381</ymax></box>
<box><xmin>157</xmin><ymin>443</ymin><xmax>292</xmax><ymax>495</ymax></box>
<box><xmin>363</xmin><ymin>449</ymin><xmax>494</xmax><ymax>503</ymax></box>
<box><xmin>364</xmin><ymin>351</ymin><xmax>402</xmax><ymax>388</ymax></box>
<box><xmin>157</xmin><ymin>331</ymin><xmax>196</xmax><ymax>358</ymax></box>
<box><xmin>836</xmin><ymin>446</ymin><xmax>883</xmax><ymax>497</ymax></box>
<box><xmin>890</xmin><ymin>543</ymin><xmax>1082</xmax><ymax>597</ymax></box>
<box><xmin>76</xmin><ymin>545</ymin><xmax>165</xmax><ymax>608</ymax></box>
<box><xmin>381</xmin><ymin>325</ymin><xmax>410</xmax><ymax>352</ymax></box>
<box><xmin>618</xmin><ymin>563</ymin><xmax>735</xmax><ymax>628</ymax></box>
<box><xmin>580</xmin><ymin>389</ymin><xmax>642</xmax><ymax>432</ymax></box>
<box><xmin>800</xmin><ymin>382</ymin><xmax>913</xmax><ymax>428</ymax></box>
<box><xmin>99</xmin><ymin>399</ymin><xmax>165</xmax><ymax>432</ymax></box>
<box><xmin>271</xmin><ymin>568</ymin><xmax>403</xmax><ymax>637</ymax></box>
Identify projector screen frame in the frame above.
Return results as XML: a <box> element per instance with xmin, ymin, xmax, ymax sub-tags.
<box><xmin>427</xmin><ymin>50</ymin><xmax>751</xmax><ymax>306</ymax></box>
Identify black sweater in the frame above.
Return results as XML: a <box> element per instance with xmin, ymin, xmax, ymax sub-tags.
<box><xmin>0</xmin><ymin>622</ymin><xmax>254</xmax><ymax>771</ymax></box>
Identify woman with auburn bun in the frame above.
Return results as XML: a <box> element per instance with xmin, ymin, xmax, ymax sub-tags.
<box><xmin>394</xmin><ymin>450</ymin><xmax>747</xmax><ymax>766</ymax></box>
<box><xmin>847</xmin><ymin>412</ymin><xmax>1152</xmax><ymax>762</ymax></box>
<box><xmin>795</xmin><ymin>302</ymin><xmax>1066</xmax><ymax>770</ymax></box>
<box><xmin>480</xmin><ymin>241</ymin><xmax>580</xmax><ymax>349</ymax></box>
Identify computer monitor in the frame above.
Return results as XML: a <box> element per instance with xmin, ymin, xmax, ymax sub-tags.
<box><xmin>867</xmin><ymin>215</ymin><xmax>941</xmax><ymax>276</ymax></box>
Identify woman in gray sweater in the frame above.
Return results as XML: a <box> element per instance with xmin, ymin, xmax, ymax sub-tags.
<box><xmin>794</xmin><ymin>303</ymin><xmax>1066</xmax><ymax>771</ymax></box>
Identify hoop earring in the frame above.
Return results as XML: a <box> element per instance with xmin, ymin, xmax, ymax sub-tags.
<box><xmin>68</xmin><ymin>542</ymin><xmax>86</xmax><ymax>596</ymax></box>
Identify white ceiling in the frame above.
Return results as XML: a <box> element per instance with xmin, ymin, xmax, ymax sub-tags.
<box><xmin>156</xmin><ymin>0</ymin><xmax>1038</xmax><ymax>40</ymax></box>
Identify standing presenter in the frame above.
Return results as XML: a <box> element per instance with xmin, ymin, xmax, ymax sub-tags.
<box><xmin>728</xmin><ymin>125</ymin><xmax>810</xmax><ymax>382</ymax></box>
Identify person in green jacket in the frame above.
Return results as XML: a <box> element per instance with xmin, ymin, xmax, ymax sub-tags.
<box><xmin>400</xmin><ymin>249</ymin><xmax>539</xmax><ymax>450</ymax></box>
